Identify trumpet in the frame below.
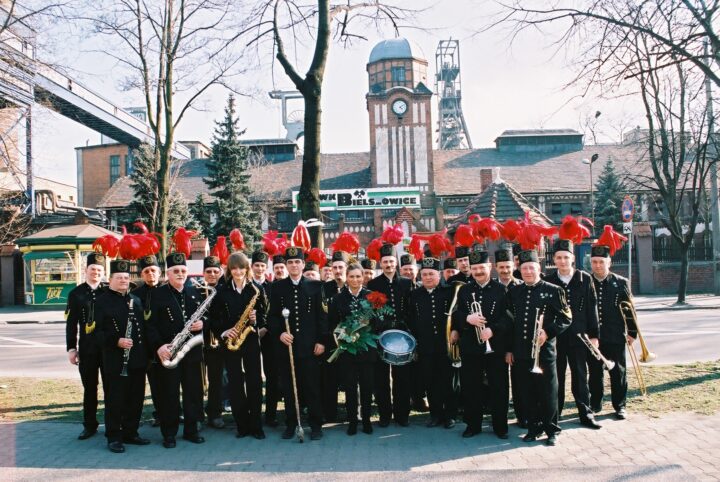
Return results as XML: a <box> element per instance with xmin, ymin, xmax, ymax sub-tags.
<box><xmin>620</xmin><ymin>300</ymin><xmax>654</xmax><ymax>396</ymax></box>
<box><xmin>470</xmin><ymin>293</ymin><xmax>494</xmax><ymax>354</ymax></box>
<box><xmin>445</xmin><ymin>281</ymin><xmax>465</xmax><ymax>367</ymax></box>
<box><xmin>530</xmin><ymin>308</ymin><xmax>544</xmax><ymax>374</ymax></box>
<box><xmin>577</xmin><ymin>333</ymin><xmax>615</xmax><ymax>371</ymax></box>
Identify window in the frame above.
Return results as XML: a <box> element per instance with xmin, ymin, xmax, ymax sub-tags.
<box><xmin>570</xmin><ymin>203</ymin><xmax>583</xmax><ymax>215</ymax></box>
<box><xmin>110</xmin><ymin>155</ymin><xmax>120</xmax><ymax>185</ymax></box>
<box><xmin>391</xmin><ymin>66</ymin><xmax>406</xmax><ymax>83</ymax></box>
<box><xmin>125</xmin><ymin>154</ymin><xmax>133</xmax><ymax>174</ymax></box>
<box><xmin>550</xmin><ymin>203</ymin><xmax>563</xmax><ymax>215</ymax></box>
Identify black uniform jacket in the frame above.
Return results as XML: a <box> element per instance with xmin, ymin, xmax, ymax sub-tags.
<box><xmin>321</xmin><ymin>279</ymin><xmax>345</xmax><ymax>315</ymax></box>
<box><xmin>327</xmin><ymin>287</ymin><xmax>384</xmax><ymax>363</ymax></box>
<box><xmin>267</xmin><ymin>276</ymin><xmax>328</xmax><ymax>359</ymax></box>
<box><xmin>407</xmin><ymin>285</ymin><xmax>453</xmax><ymax>356</ymax></box>
<box><xmin>65</xmin><ymin>282</ymin><xmax>108</xmax><ymax>354</ymax></box>
<box><xmin>367</xmin><ymin>273</ymin><xmax>412</xmax><ymax>330</ymax></box>
<box><xmin>94</xmin><ymin>289</ymin><xmax>148</xmax><ymax>375</ymax></box>
<box><xmin>210</xmin><ymin>279</ymin><xmax>267</xmax><ymax>345</ymax></box>
<box><xmin>447</xmin><ymin>271</ymin><xmax>472</xmax><ymax>285</ymax></box>
<box><xmin>146</xmin><ymin>283</ymin><xmax>203</xmax><ymax>362</ymax></box>
<box><xmin>545</xmin><ymin>269</ymin><xmax>599</xmax><ymax>346</ymax></box>
<box><xmin>592</xmin><ymin>272</ymin><xmax>638</xmax><ymax>344</ymax></box>
<box><xmin>507</xmin><ymin>280</ymin><xmax>572</xmax><ymax>362</ymax></box>
<box><xmin>451</xmin><ymin>278</ymin><xmax>513</xmax><ymax>357</ymax></box>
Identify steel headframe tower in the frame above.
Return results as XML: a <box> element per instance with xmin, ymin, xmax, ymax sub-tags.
<box><xmin>435</xmin><ymin>39</ymin><xmax>472</xmax><ymax>150</ymax></box>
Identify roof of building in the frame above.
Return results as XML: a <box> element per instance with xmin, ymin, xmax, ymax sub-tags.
<box><xmin>447</xmin><ymin>178</ymin><xmax>553</xmax><ymax>232</ymax></box>
<box><xmin>16</xmin><ymin>223</ymin><xmax>119</xmax><ymax>246</ymax></box>
<box><xmin>369</xmin><ymin>38</ymin><xmax>426</xmax><ymax>63</ymax></box>
<box><xmin>496</xmin><ymin>129</ymin><xmax>582</xmax><ymax>138</ymax></box>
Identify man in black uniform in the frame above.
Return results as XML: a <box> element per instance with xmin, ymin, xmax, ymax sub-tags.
<box><xmin>95</xmin><ymin>259</ymin><xmax>151</xmax><ymax>453</ymax></box>
<box><xmin>131</xmin><ymin>254</ymin><xmax>163</xmax><ymax>427</ymax></box>
<box><xmin>360</xmin><ymin>258</ymin><xmax>377</xmax><ymax>286</ymax></box>
<box><xmin>268</xmin><ymin>247</ymin><xmax>328</xmax><ymax>440</ymax></box>
<box><xmin>400</xmin><ymin>253</ymin><xmax>427</xmax><ymax>412</ymax></box>
<box><xmin>320</xmin><ymin>250</ymin><xmax>348</xmax><ymax>423</ymax></box>
<box><xmin>201</xmin><ymin>255</ymin><xmax>225</xmax><ymax>429</ymax></box>
<box><xmin>147</xmin><ymin>252</ymin><xmax>205</xmax><ymax>448</ymax></box>
<box><xmin>65</xmin><ymin>252</ymin><xmax>107</xmax><ymax>440</ymax></box>
<box><xmin>447</xmin><ymin>246</ymin><xmax>472</xmax><ymax>284</ymax></box>
<box><xmin>367</xmin><ymin>243</ymin><xmax>412</xmax><ymax>427</ymax></box>
<box><xmin>508</xmin><ymin>249</ymin><xmax>572</xmax><ymax>446</ymax></box>
<box><xmin>545</xmin><ymin>239</ymin><xmax>601</xmax><ymax>429</ymax></box>
<box><xmin>400</xmin><ymin>254</ymin><xmax>420</xmax><ymax>287</ymax></box>
<box><xmin>442</xmin><ymin>257</ymin><xmax>458</xmax><ymax>282</ymax></box>
<box><xmin>588</xmin><ymin>244</ymin><xmax>638</xmax><ymax>420</ymax></box>
<box><xmin>453</xmin><ymin>250</ymin><xmax>512</xmax><ymax>439</ymax></box>
<box><xmin>272</xmin><ymin>255</ymin><xmax>288</xmax><ymax>280</ymax></box>
<box><xmin>407</xmin><ymin>257</ymin><xmax>456</xmax><ymax>428</ymax></box>
<box><xmin>251</xmin><ymin>250</ymin><xmax>280</xmax><ymax>427</ymax></box>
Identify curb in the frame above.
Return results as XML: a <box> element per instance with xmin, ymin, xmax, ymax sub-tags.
<box><xmin>635</xmin><ymin>305</ymin><xmax>720</xmax><ymax>312</ymax></box>
<box><xmin>3</xmin><ymin>320</ymin><xmax>65</xmax><ymax>325</ymax></box>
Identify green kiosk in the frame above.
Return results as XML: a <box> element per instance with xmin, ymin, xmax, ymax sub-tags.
<box><xmin>16</xmin><ymin>224</ymin><xmax>120</xmax><ymax>306</ymax></box>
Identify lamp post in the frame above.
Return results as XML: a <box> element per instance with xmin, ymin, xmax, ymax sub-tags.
<box><xmin>582</xmin><ymin>153</ymin><xmax>600</xmax><ymax>233</ymax></box>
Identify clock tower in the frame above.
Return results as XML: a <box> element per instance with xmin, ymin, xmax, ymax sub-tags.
<box><xmin>367</xmin><ymin>39</ymin><xmax>434</xmax><ymax>192</ymax></box>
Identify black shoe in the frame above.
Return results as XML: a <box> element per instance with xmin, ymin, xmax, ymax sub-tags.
<box><xmin>396</xmin><ymin>419</ymin><xmax>409</xmax><ymax>427</ymax></box>
<box><xmin>264</xmin><ymin>417</ymin><xmax>279</xmax><ymax>428</ymax></box>
<box><xmin>378</xmin><ymin>418</ymin><xmax>390</xmax><ymax>428</ymax></box>
<box><xmin>282</xmin><ymin>426</ymin><xmax>295</xmax><ymax>439</ymax></box>
<box><xmin>182</xmin><ymin>434</ymin><xmax>205</xmax><ymax>444</ymax></box>
<box><xmin>546</xmin><ymin>433</ymin><xmax>558</xmax><ymax>446</ymax></box>
<box><xmin>310</xmin><ymin>428</ymin><xmax>323</xmax><ymax>440</ymax></box>
<box><xmin>78</xmin><ymin>428</ymin><xmax>97</xmax><ymax>440</ymax></box>
<box><xmin>362</xmin><ymin>421</ymin><xmax>373</xmax><ymax>434</ymax></box>
<box><xmin>580</xmin><ymin>416</ymin><xmax>602</xmax><ymax>429</ymax></box>
<box><xmin>426</xmin><ymin>418</ymin><xmax>441</xmax><ymax>428</ymax></box>
<box><xmin>107</xmin><ymin>441</ymin><xmax>125</xmax><ymax>453</ymax></box>
<box><xmin>496</xmin><ymin>432</ymin><xmax>509</xmax><ymax>440</ymax></box>
<box><xmin>444</xmin><ymin>419</ymin><xmax>456</xmax><ymax>429</ymax></box>
<box><xmin>462</xmin><ymin>427</ymin><xmax>479</xmax><ymax>438</ymax></box>
<box><xmin>162</xmin><ymin>437</ymin><xmax>176</xmax><ymax>448</ymax></box>
<box><xmin>523</xmin><ymin>432</ymin><xmax>539</xmax><ymax>442</ymax></box>
<box><xmin>252</xmin><ymin>429</ymin><xmax>266</xmax><ymax>440</ymax></box>
<box><xmin>208</xmin><ymin>417</ymin><xmax>225</xmax><ymax>429</ymax></box>
<box><xmin>615</xmin><ymin>409</ymin><xmax>627</xmax><ymax>420</ymax></box>
<box><xmin>123</xmin><ymin>436</ymin><xmax>151</xmax><ymax>445</ymax></box>
<box><xmin>347</xmin><ymin>422</ymin><xmax>358</xmax><ymax>436</ymax></box>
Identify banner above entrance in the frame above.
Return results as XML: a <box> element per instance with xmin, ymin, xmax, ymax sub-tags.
<box><xmin>292</xmin><ymin>187</ymin><xmax>421</xmax><ymax>212</ymax></box>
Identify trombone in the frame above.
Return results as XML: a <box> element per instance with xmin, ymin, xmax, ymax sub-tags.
<box><xmin>446</xmin><ymin>281</ymin><xmax>465</xmax><ymax>367</ymax></box>
<box><xmin>470</xmin><ymin>293</ymin><xmax>494</xmax><ymax>354</ymax></box>
<box><xmin>620</xmin><ymin>300</ymin><xmax>655</xmax><ymax>396</ymax></box>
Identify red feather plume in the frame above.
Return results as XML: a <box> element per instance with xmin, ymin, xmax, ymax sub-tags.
<box><xmin>381</xmin><ymin>225</ymin><xmax>404</xmax><ymax>245</ymax></box>
<box><xmin>331</xmin><ymin>231</ymin><xmax>360</xmax><ymax>254</ymax></box>
<box><xmin>211</xmin><ymin>235</ymin><xmax>229</xmax><ymax>265</ymax></box>
<box><xmin>262</xmin><ymin>230</ymin><xmax>280</xmax><ymax>257</ymax></box>
<box><xmin>366</xmin><ymin>238</ymin><xmax>384</xmax><ymax>262</ymax></box>
<box><xmin>291</xmin><ymin>221</ymin><xmax>311</xmax><ymax>252</ymax></box>
<box><xmin>500</xmin><ymin>219</ymin><xmax>522</xmax><ymax>243</ymax></box>
<box><xmin>594</xmin><ymin>225</ymin><xmax>628</xmax><ymax>256</ymax></box>
<box><xmin>558</xmin><ymin>215</ymin><xmax>594</xmax><ymax>244</ymax></box>
<box><xmin>515</xmin><ymin>213</ymin><xmax>558</xmax><ymax>250</ymax></box>
<box><xmin>229</xmin><ymin>228</ymin><xmax>246</xmax><ymax>252</ymax></box>
<box><xmin>92</xmin><ymin>234</ymin><xmax>120</xmax><ymax>258</ymax></box>
<box><xmin>408</xmin><ymin>235</ymin><xmax>425</xmax><ymax>260</ymax></box>
<box><xmin>454</xmin><ymin>224</ymin><xmax>475</xmax><ymax>248</ymax></box>
<box><xmin>306</xmin><ymin>248</ymin><xmax>327</xmax><ymax>268</ymax></box>
<box><xmin>171</xmin><ymin>227</ymin><xmax>196</xmax><ymax>259</ymax></box>
<box><xmin>409</xmin><ymin>230</ymin><xmax>452</xmax><ymax>260</ymax></box>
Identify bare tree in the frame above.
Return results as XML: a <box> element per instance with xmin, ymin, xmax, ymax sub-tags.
<box><xmin>79</xmin><ymin>0</ymin><xmax>250</xmax><ymax>255</ymax></box>
<box><xmin>245</xmin><ymin>0</ymin><xmax>414</xmax><ymax>247</ymax></box>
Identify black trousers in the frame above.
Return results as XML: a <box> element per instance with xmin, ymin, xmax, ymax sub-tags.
<box><xmin>153</xmin><ymin>356</ymin><xmax>203</xmax><ymax>439</ymax></box>
<box><xmin>78</xmin><ymin>350</ymin><xmax>105</xmax><ymax>431</ymax></box>
<box><xmin>374</xmin><ymin>360</ymin><xmax>410</xmax><ymax>424</ymax></box>
<box><xmin>515</xmin><ymin>358</ymin><xmax>561</xmax><ymax>436</ymax></box>
<box><xmin>342</xmin><ymin>361</ymin><xmax>374</xmax><ymax>422</ymax></box>
<box><xmin>510</xmin><ymin>363</ymin><xmax>527</xmax><ymax>425</ymax></box>
<box><xmin>146</xmin><ymin>360</ymin><xmax>161</xmax><ymax>418</ymax></box>
<box><xmin>461</xmin><ymin>353</ymin><xmax>509</xmax><ymax>434</ymax></box>
<box><xmin>418</xmin><ymin>352</ymin><xmax>456</xmax><ymax>422</ymax></box>
<box><xmin>279</xmin><ymin>354</ymin><xmax>322</xmax><ymax>430</ymax></box>
<box><xmin>320</xmin><ymin>355</ymin><xmax>339</xmax><ymax>422</ymax></box>
<box><xmin>557</xmin><ymin>342</ymin><xmax>592</xmax><ymax>419</ymax></box>
<box><xmin>223</xmin><ymin>339</ymin><xmax>263</xmax><ymax>433</ymax></box>
<box><xmin>104</xmin><ymin>367</ymin><xmax>146</xmax><ymax>443</ymax></box>
<box><xmin>588</xmin><ymin>342</ymin><xmax>627</xmax><ymax>412</ymax></box>
<box><xmin>409</xmin><ymin>359</ymin><xmax>426</xmax><ymax>406</ymax></box>
<box><xmin>260</xmin><ymin>334</ymin><xmax>280</xmax><ymax>421</ymax></box>
<box><xmin>204</xmin><ymin>346</ymin><xmax>224</xmax><ymax>419</ymax></box>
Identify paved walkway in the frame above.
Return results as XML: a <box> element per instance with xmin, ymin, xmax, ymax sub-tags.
<box><xmin>0</xmin><ymin>412</ymin><xmax>717</xmax><ymax>481</ymax></box>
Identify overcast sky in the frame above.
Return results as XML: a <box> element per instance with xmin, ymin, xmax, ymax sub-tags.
<box><xmin>25</xmin><ymin>0</ymin><xmax>644</xmax><ymax>187</ymax></box>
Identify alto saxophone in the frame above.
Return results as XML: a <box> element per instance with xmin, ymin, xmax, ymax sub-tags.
<box><xmin>226</xmin><ymin>282</ymin><xmax>260</xmax><ymax>351</ymax></box>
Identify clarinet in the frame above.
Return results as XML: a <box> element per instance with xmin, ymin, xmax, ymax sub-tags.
<box><xmin>120</xmin><ymin>299</ymin><xmax>135</xmax><ymax>377</ymax></box>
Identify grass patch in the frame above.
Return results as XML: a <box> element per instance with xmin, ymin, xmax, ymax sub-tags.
<box><xmin>0</xmin><ymin>361</ymin><xmax>718</xmax><ymax>423</ymax></box>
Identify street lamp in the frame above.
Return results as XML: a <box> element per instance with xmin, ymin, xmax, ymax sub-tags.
<box><xmin>582</xmin><ymin>153</ymin><xmax>600</xmax><ymax>232</ymax></box>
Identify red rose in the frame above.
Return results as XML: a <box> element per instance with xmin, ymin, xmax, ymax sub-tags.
<box><xmin>367</xmin><ymin>291</ymin><xmax>387</xmax><ymax>309</ymax></box>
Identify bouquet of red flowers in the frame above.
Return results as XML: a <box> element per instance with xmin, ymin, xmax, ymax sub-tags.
<box><xmin>327</xmin><ymin>290</ymin><xmax>394</xmax><ymax>363</ymax></box>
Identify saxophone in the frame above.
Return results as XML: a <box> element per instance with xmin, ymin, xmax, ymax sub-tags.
<box><xmin>226</xmin><ymin>282</ymin><xmax>260</xmax><ymax>351</ymax></box>
<box><xmin>162</xmin><ymin>282</ymin><xmax>216</xmax><ymax>369</ymax></box>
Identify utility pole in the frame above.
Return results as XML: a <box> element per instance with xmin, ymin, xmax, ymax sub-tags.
<box><xmin>705</xmin><ymin>41</ymin><xmax>720</xmax><ymax>295</ymax></box>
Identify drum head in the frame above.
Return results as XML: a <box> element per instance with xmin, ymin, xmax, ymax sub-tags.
<box><xmin>379</xmin><ymin>329</ymin><xmax>416</xmax><ymax>354</ymax></box>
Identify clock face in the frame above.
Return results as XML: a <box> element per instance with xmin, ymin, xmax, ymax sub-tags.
<box><xmin>392</xmin><ymin>99</ymin><xmax>408</xmax><ymax>116</ymax></box>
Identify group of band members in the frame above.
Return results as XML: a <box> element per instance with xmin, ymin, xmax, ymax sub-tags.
<box><xmin>66</xmin><ymin>226</ymin><xmax>639</xmax><ymax>452</ymax></box>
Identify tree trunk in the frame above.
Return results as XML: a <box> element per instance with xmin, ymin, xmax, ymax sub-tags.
<box><xmin>299</xmin><ymin>88</ymin><xmax>323</xmax><ymax>248</ymax></box>
<box><xmin>677</xmin><ymin>242</ymin><xmax>689</xmax><ymax>304</ymax></box>
<box><xmin>157</xmin><ymin>144</ymin><xmax>171</xmax><ymax>258</ymax></box>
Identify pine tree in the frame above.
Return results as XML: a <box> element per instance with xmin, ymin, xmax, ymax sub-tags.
<box><xmin>189</xmin><ymin>192</ymin><xmax>213</xmax><ymax>240</ymax></box>
<box><xmin>593</xmin><ymin>158</ymin><xmax>627</xmax><ymax>230</ymax></box>
<box><xmin>204</xmin><ymin>94</ymin><xmax>262</xmax><ymax>247</ymax></box>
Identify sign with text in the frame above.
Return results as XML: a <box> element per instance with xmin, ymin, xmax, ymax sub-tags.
<box><xmin>292</xmin><ymin>187</ymin><xmax>421</xmax><ymax>212</ymax></box>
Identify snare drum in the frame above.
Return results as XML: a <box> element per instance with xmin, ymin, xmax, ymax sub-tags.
<box><xmin>378</xmin><ymin>329</ymin><xmax>416</xmax><ymax>366</ymax></box>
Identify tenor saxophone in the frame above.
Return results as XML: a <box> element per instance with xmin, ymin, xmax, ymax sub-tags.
<box><xmin>162</xmin><ymin>282</ymin><xmax>216</xmax><ymax>369</ymax></box>
<box><xmin>226</xmin><ymin>283</ymin><xmax>260</xmax><ymax>351</ymax></box>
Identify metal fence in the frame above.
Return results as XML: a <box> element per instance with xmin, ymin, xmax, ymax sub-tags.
<box><xmin>652</xmin><ymin>230</ymin><xmax>713</xmax><ymax>262</ymax></box>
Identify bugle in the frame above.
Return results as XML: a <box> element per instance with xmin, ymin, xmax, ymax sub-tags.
<box><xmin>470</xmin><ymin>292</ymin><xmax>494</xmax><ymax>354</ymax></box>
<box><xmin>577</xmin><ymin>333</ymin><xmax>615</xmax><ymax>371</ymax></box>
<box><xmin>530</xmin><ymin>308</ymin><xmax>544</xmax><ymax>374</ymax></box>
